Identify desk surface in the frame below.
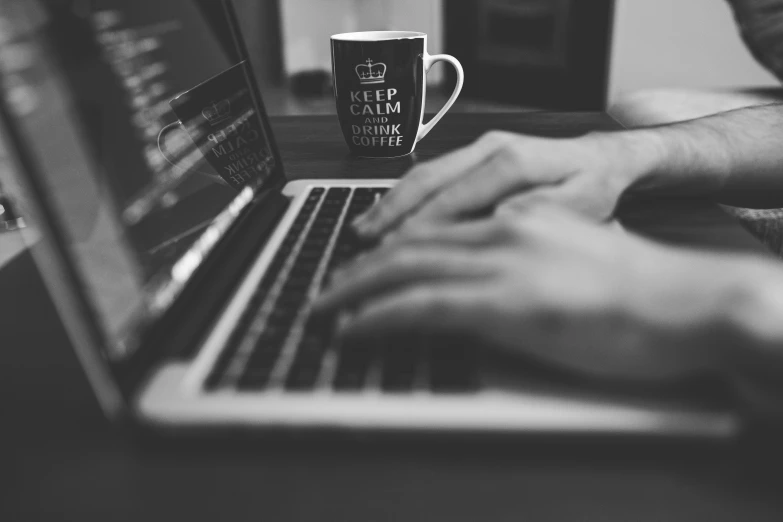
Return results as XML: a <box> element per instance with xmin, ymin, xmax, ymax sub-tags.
<box><xmin>3</xmin><ymin>113</ymin><xmax>782</xmax><ymax>522</ymax></box>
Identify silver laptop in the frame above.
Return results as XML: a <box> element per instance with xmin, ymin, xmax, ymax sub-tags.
<box><xmin>0</xmin><ymin>0</ymin><xmax>737</xmax><ymax>437</ymax></box>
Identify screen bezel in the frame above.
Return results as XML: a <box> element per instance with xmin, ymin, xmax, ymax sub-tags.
<box><xmin>0</xmin><ymin>0</ymin><xmax>288</xmax><ymax>407</ymax></box>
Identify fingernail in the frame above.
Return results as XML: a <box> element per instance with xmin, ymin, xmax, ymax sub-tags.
<box><xmin>351</xmin><ymin>221</ymin><xmax>369</xmax><ymax>235</ymax></box>
<box><xmin>310</xmin><ymin>297</ymin><xmax>326</xmax><ymax>312</ymax></box>
<box><xmin>353</xmin><ymin>223</ymin><xmax>378</xmax><ymax>240</ymax></box>
<box><xmin>337</xmin><ymin>254</ymin><xmax>365</xmax><ymax>276</ymax></box>
<box><xmin>352</xmin><ymin>210</ymin><xmax>372</xmax><ymax>227</ymax></box>
<box><xmin>382</xmin><ymin>229</ymin><xmax>402</xmax><ymax>245</ymax></box>
<box><xmin>312</xmin><ymin>286</ymin><xmax>339</xmax><ymax>310</ymax></box>
<box><xmin>335</xmin><ymin>312</ymin><xmax>352</xmax><ymax>337</ymax></box>
<box><xmin>331</xmin><ymin>267</ymin><xmax>348</xmax><ymax>283</ymax></box>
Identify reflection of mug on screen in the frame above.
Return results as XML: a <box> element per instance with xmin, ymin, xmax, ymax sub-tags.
<box><xmin>161</xmin><ymin>61</ymin><xmax>274</xmax><ymax>190</ymax></box>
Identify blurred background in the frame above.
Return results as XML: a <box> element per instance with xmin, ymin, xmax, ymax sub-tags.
<box><xmin>0</xmin><ymin>0</ymin><xmax>779</xmax><ymax>266</ymax></box>
<box><xmin>235</xmin><ymin>0</ymin><xmax>778</xmax><ymax>115</ymax></box>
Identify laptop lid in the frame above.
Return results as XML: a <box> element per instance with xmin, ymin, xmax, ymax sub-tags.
<box><xmin>0</xmin><ymin>0</ymin><xmax>285</xmax><ymax>415</ymax></box>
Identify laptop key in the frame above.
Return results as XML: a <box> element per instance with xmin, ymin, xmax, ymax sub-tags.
<box><xmin>428</xmin><ymin>338</ymin><xmax>479</xmax><ymax>393</ymax></box>
<box><xmin>353</xmin><ymin>187</ymin><xmax>388</xmax><ymax>198</ymax></box>
<box><xmin>381</xmin><ymin>340</ymin><xmax>418</xmax><ymax>392</ymax></box>
<box><xmin>285</xmin><ymin>363</ymin><xmax>321</xmax><ymax>391</ymax></box>
<box><xmin>252</xmin><ymin>330</ymin><xmax>286</xmax><ymax>354</ymax></box>
<box><xmin>333</xmin><ymin>340</ymin><xmax>374</xmax><ymax>391</ymax></box>
<box><xmin>319</xmin><ymin>205</ymin><xmax>344</xmax><ymax>214</ymax></box>
<box><xmin>297</xmin><ymin>249</ymin><xmax>324</xmax><ymax>262</ymax></box>
<box><xmin>333</xmin><ymin>372</ymin><xmax>362</xmax><ymax>390</ymax></box>
<box><xmin>282</xmin><ymin>277</ymin><xmax>313</xmax><ymax>293</ymax></box>
<box><xmin>204</xmin><ymin>342</ymin><xmax>240</xmax><ymax>390</ymax></box>
<box><xmin>213</xmin><ymin>187</ymin><xmax>353</xmax><ymax>393</ymax></box>
<box><xmin>237</xmin><ymin>368</ymin><xmax>273</xmax><ymax>390</ymax></box>
<box><xmin>326</xmin><ymin>187</ymin><xmax>351</xmax><ymax>198</ymax></box>
<box><xmin>245</xmin><ymin>349</ymin><xmax>283</xmax><ymax>373</ymax></box>
<box><xmin>204</xmin><ymin>309</ymin><xmax>259</xmax><ymax>390</ymax></box>
<box><xmin>265</xmin><ymin>311</ymin><xmax>297</xmax><ymax>332</ymax></box>
<box><xmin>303</xmin><ymin>236</ymin><xmax>329</xmax><ymax>248</ymax></box>
<box><xmin>275</xmin><ymin>291</ymin><xmax>308</xmax><ymax>308</ymax></box>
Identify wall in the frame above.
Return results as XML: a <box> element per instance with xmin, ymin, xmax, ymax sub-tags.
<box><xmin>279</xmin><ymin>0</ymin><xmax>780</xmax><ymax>104</ymax></box>
<box><xmin>608</xmin><ymin>0</ymin><xmax>779</xmax><ymax>101</ymax></box>
<box><xmin>280</xmin><ymin>0</ymin><xmax>443</xmax><ymax>84</ymax></box>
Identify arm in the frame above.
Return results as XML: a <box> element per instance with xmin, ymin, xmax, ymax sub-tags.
<box><xmin>625</xmin><ymin>103</ymin><xmax>783</xmax><ymax>208</ymax></box>
<box><xmin>354</xmin><ymin>104</ymin><xmax>783</xmax><ymax>237</ymax></box>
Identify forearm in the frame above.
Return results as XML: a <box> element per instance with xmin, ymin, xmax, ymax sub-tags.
<box><xmin>606</xmin><ymin>103</ymin><xmax>783</xmax><ymax>208</ymax></box>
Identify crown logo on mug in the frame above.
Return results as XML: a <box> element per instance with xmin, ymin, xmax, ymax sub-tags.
<box><xmin>355</xmin><ymin>59</ymin><xmax>386</xmax><ymax>84</ymax></box>
<box><xmin>202</xmin><ymin>99</ymin><xmax>231</xmax><ymax>126</ymax></box>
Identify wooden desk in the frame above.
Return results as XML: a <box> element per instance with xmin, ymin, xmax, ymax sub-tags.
<box><xmin>3</xmin><ymin>113</ymin><xmax>782</xmax><ymax>522</ymax></box>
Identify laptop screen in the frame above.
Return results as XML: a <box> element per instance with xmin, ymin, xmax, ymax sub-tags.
<box><xmin>0</xmin><ymin>0</ymin><xmax>280</xmax><ymax>359</ymax></box>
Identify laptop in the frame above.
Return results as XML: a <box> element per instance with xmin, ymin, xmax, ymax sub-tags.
<box><xmin>0</xmin><ymin>0</ymin><xmax>738</xmax><ymax>437</ymax></box>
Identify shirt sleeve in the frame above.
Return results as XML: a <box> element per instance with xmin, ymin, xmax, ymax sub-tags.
<box><xmin>726</xmin><ymin>0</ymin><xmax>783</xmax><ymax>83</ymax></box>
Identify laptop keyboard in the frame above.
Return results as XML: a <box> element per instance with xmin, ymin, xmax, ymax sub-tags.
<box><xmin>204</xmin><ymin>186</ymin><xmax>478</xmax><ymax>394</ymax></box>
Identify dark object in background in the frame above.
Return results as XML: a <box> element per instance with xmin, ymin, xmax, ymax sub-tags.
<box><xmin>197</xmin><ymin>0</ymin><xmax>285</xmax><ymax>89</ymax></box>
<box><xmin>445</xmin><ymin>0</ymin><xmax>614</xmax><ymax>110</ymax></box>
<box><xmin>289</xmin><ymin>70</ymin><xmax>332</xmax><ymax>98</ymax></box>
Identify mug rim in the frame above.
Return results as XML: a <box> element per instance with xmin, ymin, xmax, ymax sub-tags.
<box><xmin>331</xmin><ymin>31</ymin><xmax>425</xmax><ymax>41</ymax></box>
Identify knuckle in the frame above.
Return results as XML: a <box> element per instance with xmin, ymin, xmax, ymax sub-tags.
<box><xmin>494</xmin><ymin>213</ymin><xmax>523</xmax><ymax>237</ymax></box>
<box><xmin>407</xmin><ymin>220</ymin><xmax>441</xmax><ymax>239</ymax></box>
<box><xmin>396</xmin><ymin>220</ymin><xmax>425</xmax><ymax>239</ymax></box>
<box><xmin>519</xmin><ymin>205</ymin><xmax>551</xmax><ymax>225</ymax></box>
<box><xmin>422</xmin><ymin>189</ymin><xmax>463</xmax><ymax>217</ymax></box>
<box><xmin>515</xmin><ymin>214</ymin><xmax>547</xmax><ymax>237</ymax></box>
<box><xmin>493</xmin><ymin>144</ymin><xmax>524</xmax><ymax>172</ymax></box>
<box><xmin>404</xmin><ymin>164</ymin><xmax>430</xmax><ymax>182</ymax></box>
<box><xmin>479</xmin><ymin>130</ymin><xmax>512</xmax><ymax>146</ymax></box>
<box><xmin>524</xmin><ymin>192</ymin><xmax>557</xmax><ymax>209</ymax></box>
<box><xmin>402</xmin><ymin>165</ymin><xmax>441</xmax><ymax>195</ymax></box>
<box><xmin>409</xmin><ymin>287</ymin><xmax>450</xmax><ymax>315</ymax></box>
<box><xmin>434</xmin><ymin>184</ymin><xmax>467</xmax><ymax>207</ymax></box>
<box><xmin>388</xmin><ymin>248</ymin><xmax>421</xmax><ymax>270</ymax></box>
<box><xmin>495</xmin><ymin>211</ymin><xmax>519</xmax><ymax>230</ymax></box>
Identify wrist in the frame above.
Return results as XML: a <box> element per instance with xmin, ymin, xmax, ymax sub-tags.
<box><xmin>580</xmin><ymin>129</ymin><xmax>669</xmax><ymax>193</ymax></box>
<box><xmin>620</xmin><ymin>123</ymin><xmax>732</xmax><ymax>196</ymax></box>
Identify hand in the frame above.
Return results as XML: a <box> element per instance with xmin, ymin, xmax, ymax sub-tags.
<box><xmin>352</xmin><ymin>130</ymin><xmax>660</xmax><ymax>238</ymax></box>
<box><xmin>317</xmin><ymin>206</ymin><xmax>754</xmax><ymax>383</ymax></box>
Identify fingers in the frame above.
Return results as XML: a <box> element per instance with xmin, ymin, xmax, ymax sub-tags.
<box><xmin>403</xmin><ymin>148</ymin><xmax>553</xmax><ymax>225</ymax></box>
<box><xmin>385</xmin><ymin>218</ymin><xmax>510</xmax><ymax>248</ymax></box>
<box><xmin>497</xmin><ymin>176</ymin><xmax>618</xmax><ymax>221</ymax></box>
<box><xmin>315</xmin><ymin>246</ymin><xmax>495</xmax><ymax>313</ymax></box>
<box><xmin>337</xmin><ymin>284</ymin><xmax>485</xmax><ymax>340</ymax></box>
<box><xmin>352</xmin><ymin>132</ymin><xmax>511</xmax><ymax>237</ymax></box>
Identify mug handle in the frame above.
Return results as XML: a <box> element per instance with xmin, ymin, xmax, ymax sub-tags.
<box><xmin>415</xmin><ymin>53</ymin><xmax>464</xmax><ymax>143</ymax></box>
<box><xmin>157</xmin><ymin>121</ymin><xmax>228</xmax><ymax>185</ymax></box>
